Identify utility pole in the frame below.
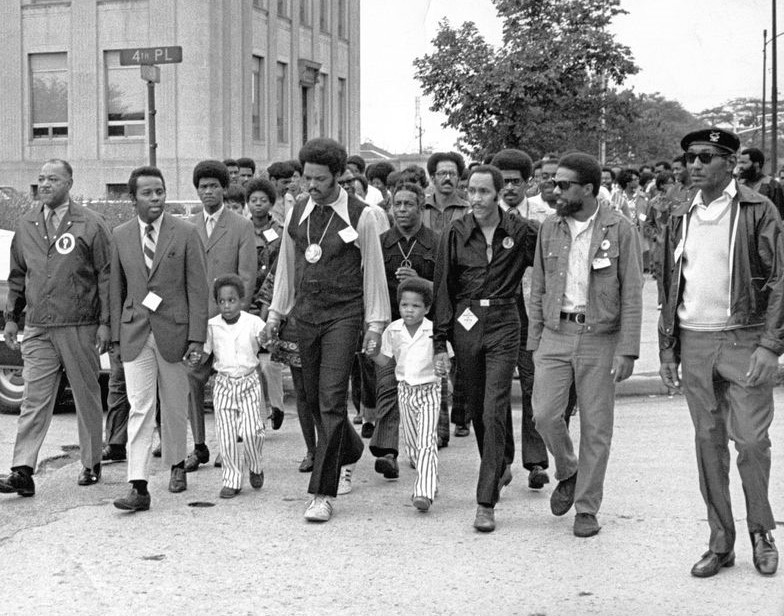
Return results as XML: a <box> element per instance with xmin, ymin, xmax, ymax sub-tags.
<box><xmin>415</xmin><ymin>97</ymin><xmax>424</xmax><ymax>155</ymax></box>
<box><xmin>772</xmin><ymin>0</ymin><xmax>778</xmax><ymax>171</ymax></box>
<box><xmin>762</xmin><ymin>28</ymin><xmax>767</xmax><ymax>155</ymax></box>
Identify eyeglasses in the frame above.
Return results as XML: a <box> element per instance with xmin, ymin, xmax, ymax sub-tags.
<box><xmin>554</xmin><ymin>180</ymin><xmax>584</xmax><ymax>191</ymax></box>
<box><xmin>503</xmin><ymin>178</ymin><xmax>523</xmax><ymax>187</ymax></box>
<box><xmin>434</xmin><ymin>171</ymin><xmax>457</xmax><ymax>178</ymax></box>
<box><xmin>685</xmin><ymin>151</ymin><xmax>728</xmax><ymax>165</ymax></box>
<box><xmin>338</xmin><ymin>179</ymin><xmax>355</xmax><ymax>186</ymax></box>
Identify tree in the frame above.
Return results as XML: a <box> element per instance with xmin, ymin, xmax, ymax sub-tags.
<box><xmin>413</xmin><ymin>0</ymin><xmax>639</xmax><ymax>160</ymax></box>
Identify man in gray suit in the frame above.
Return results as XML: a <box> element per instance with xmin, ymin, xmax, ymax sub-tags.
<box><xmin>111</xmin><ymin>166</ymin><xmax>208</xmax><ymax>511</ymax></box>
<box><xmin>186</xmin><ymin>160</ymin><xmax>256</xmax><ymax>471</ymax></box>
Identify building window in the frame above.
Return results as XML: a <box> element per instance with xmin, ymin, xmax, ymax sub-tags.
<box><xmin>253</xmin><ymin>0</ymin><xmax>267</xmax><ymax>9</ymax></box>
<box><xmin>277</xmin><ymin>0</ymin><xmax>289</xmax><ymax>18</ymax></box>
<box><xmin>30</xmin><ymin>52</ymin><xmax>68</xmax><ymax>140</ymax></box>
<box><xmin>276</xmin><ymin>62</ymin><xmax>289</xmax><ymax>143</ymax></box>
<box><xmin>105</xmin><ymin>51</ymin><xmax>145</xmax><ymax>138</ymax></box>
<box><xmin>319</xmin><ymin>73</ymin><xmax>328</xmax><ymax>137</ymax></box>
<box><xmin>106</xmin><ymin>183</ymin><xmax>130</xmax><ymax>200</ymax></box>
<box><xmin>252</xmin><ymin>55</ymin><xmax>265</xmax><ymax>142</ymax></box>
<box><xmin>300</xmin><ymin>0</ymin><xmax>311</xmax><ymax>26</ymax></box>
<box><xmin>320</xmin><ymin>0</ymin><xmax>329</xmax><ymax>32</ymax></box>
<box><xmin>337</xmin><ymin>77</ymin><xmax>346</xmax><ymax>145</ymax></box>
<box><xmin>338</xmin><ymin>0</ymin><xmax>347</xmax><ymax>39</ymax></box>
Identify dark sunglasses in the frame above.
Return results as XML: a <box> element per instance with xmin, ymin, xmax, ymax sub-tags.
<box><xmin>554</xmin><ymin>180</ymin><xmax>584</xmax><ymax>191</ymax></box>
<box><xmin>685</xmin><ymin>151</ymin><xmax>728</xmax><ymax>165</ymax></box>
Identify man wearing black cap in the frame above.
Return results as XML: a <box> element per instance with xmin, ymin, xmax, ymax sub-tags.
<box><xmin>659</xmin><ymin>127</ymin><xmax>782</xmax><ymax>578</ymax></box>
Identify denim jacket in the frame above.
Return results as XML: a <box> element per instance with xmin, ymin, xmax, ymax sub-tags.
<box><xmin>527</xmin><ymin>203</ymin><xmax>643</xmax><ymax>358</ymax></box>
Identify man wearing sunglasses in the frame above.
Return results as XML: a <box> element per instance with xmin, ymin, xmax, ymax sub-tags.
<box><xmin>659</xmin><ymin>128</ymin><xmax>782</xmax><ymax>578</ymax></box>
<box><xmin>528</xmin><ymin>152</ymin><xmax>643</xmax><ymax>539</ymax></box>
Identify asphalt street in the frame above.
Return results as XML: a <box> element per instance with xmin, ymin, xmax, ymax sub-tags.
<box><xmin>0</xmin><ymin>278</ymin><xmax>782</xmax><ymax>615</ymax></box>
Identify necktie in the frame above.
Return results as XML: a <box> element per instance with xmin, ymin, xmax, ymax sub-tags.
<box><xmin>144</xmin><ymin>224</ymin><xmax>156</xmax><ymax>272</ymax></box>
<box><xmin>46</xmin><ymin>209</ymin><xmax>58</xmax><ymax>240</ymax></box>
<box><xmin>508</xmin><ymin>207</ymin><xmax>521</xmax><ymax>218</ymax></box>
<box><xmin>206</xmin><ymin>216</ymin><xmax>214</xmax><ymax>238</ymax></box>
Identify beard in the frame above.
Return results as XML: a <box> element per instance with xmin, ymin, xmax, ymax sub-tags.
<box><xmin>739</xmin><ymin>166</ymin><xmax>760</xmax><ymax>182</ymax></box>
<box><xmin>555</xmin><ymin>197</ymin><xmax>584</xmax><ymax>217</ymax></box>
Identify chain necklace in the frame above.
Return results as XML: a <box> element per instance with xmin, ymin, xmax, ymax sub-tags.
<box><xmin>396</xmin><ymin>238</ymin><xmax>417</xmax><ymax>269</ymax></box>
<box><xmin>304</xmin><ymin>209</ymin><xmax>336</xmax><ymax>263</ymax></box>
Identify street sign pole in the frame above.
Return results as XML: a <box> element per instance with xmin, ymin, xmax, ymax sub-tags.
<box><xmin>119</xmin><ymin>46</ymin><xmax>182</xmax><ymax>168</ymax></box>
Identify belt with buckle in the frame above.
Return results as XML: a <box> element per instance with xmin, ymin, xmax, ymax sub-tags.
<box><xmin>470</xmin><ymin>298</ymin><xmax>516</xmax><ymax>308</ymax></box>
<box><xmin>560</xmin><ymin>311</ymin><xmax>586</xmax><ymax>324</ymax></box>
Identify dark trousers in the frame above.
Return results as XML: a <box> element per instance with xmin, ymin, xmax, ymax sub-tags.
<box><xmin>187</xmin><ymin>355</ymin><xmax>214</xmax><ymax>446</ymax></box>
<box><xmin>370</xmin><ymin>359</ymin><xmax>399</xmax><ymax>457</ymax></box>
<box><xmin>351</xmin><ymin>344</ymin><xmax>377</xmax><ymax>420</ymax></box>
<box><xmin>680</xmin><ymin>327</ymin><xmax>776</xmax><ymax>553</ymax></box>
<box><xmin>104</xmin><ymin>350</ymin><xmax>130</xmax><ymax>447</ymax></box>
<box><xmin>291</xmin><ymin>365</ymin><xmax>316</xmax><ymax>455</ymax></box>
<box><xmin>453</xmin><ymin>303</ymin><xmax>520</xmax><ymax>507</ymax></box>
<box><xmin>297</xmin><ymin>315</ymin><xmax>365</xmax><ymax>497</ymax></box>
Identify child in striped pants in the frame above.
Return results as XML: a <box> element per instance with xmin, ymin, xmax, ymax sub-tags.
<box><xmin>202</xmin><ymin>275</ymin><xmax>266</xmax><ymax>499</ymax></box>
<box><xmin>371</xmin><ymin>277</ymin><xmax>451</xmax><ymax>513</ymax></box>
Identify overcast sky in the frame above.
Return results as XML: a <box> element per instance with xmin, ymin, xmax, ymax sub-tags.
<box><xmin>359</xmin><ymin>0</ymin><xmax>777</xmax><ymax>154</ymax></box>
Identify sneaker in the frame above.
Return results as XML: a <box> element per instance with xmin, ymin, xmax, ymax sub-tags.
<box><xmin>528</xmin><ymin>465</ymin><xmax>550</xmax><ymax>490</ymax></box>
<box><xmin>0</xmin><ymin>470</ymin><xmax>35</xmax><ymax>497</ymax></box>
<box><xmin>412</xmin><ymin>495</ymin><xmax>431</xmax><ymax>512</ymax></box>
<box><xmin>360</xmin><ymin>422</ymin><xmax>375</xmax><ymax>439</ymax></box>
<box><xmin>184</xmin><ymin>447</ymin><xmax>210</xmax><ymax>472</ymax></box>
<box><xmin>337</xmin><ymin>464</ymin><xmax>355</xmax><ymax>495</ymax></box>
<box><xmin>249</xmin><ymin>470</ymin><xmax>264</xmax><ymax>490</ymax></box>
<box><xmin>304</xmin><ymin>494</ymin><xmax>333</xmax><ymax>522</ymax></box>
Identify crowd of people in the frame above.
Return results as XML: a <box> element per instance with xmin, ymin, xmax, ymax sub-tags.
<box><xmin>0</xmin><ymin>128</ymin><xmax>781</xmax><ymax>579</ymax></box>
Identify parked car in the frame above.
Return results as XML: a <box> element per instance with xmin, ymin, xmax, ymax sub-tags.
<box><xmin>0</xmin><ymin>229</ymin><xmax>109</xmax><ymax>414</ymax></box>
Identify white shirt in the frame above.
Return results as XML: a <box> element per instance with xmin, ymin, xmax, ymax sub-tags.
<box><xmin>365</xmin><ymin>184</ymin><xmax>384</xmax><ymax>207</ymax></box>
<box><xmin>204</xmin><ymin>205</ymin><xmax>225</xmax><ymax>235</ymax></box>
<box><xmin>678</xmin><ymin>181</ymin><xmax>736</xmax><ymax>330</ymax></box>
<box><xmin>203</xmin><ymin>311</ymin><xmax>265</xmax><ymax>378</ymax></box>
<box><xmin>562</xmin><ymin>208</ymin><xmax>599</xmax><ymax>312</ymax></box>
<box><xmin>380</xmin><ymin>317</ymin><xmax>452</xmax><ymax>386</ymax></box>
<box><xmin>501</xmin><ymin>194</ymin><xmax>551</xmax><ymax>223</ymax></box>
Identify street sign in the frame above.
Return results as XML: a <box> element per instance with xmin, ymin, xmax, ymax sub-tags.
<box><xmin>119</xmin><ymin>46</ymin><xmax>182</xmax><ymax>66</ymax></box>
<box><xmin>140</xmin><ymin>65</ymin><xmax>160</xmax><ymax>83</ymax></box>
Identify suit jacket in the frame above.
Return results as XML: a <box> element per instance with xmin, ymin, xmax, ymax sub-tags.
<box><xmin>110</xmin><ymin>213</ymin><xmax>208</xmax><ymax>364</ymax></box>
<box><xmin>189</xmin><ymin>208</ymin><xmax>256</xmax><ymax>316</ymax></box>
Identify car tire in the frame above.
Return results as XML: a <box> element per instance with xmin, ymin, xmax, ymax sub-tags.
<box><xmin>0</xmin><ymin>366</ymin><xmax>24</xmax><ymax>414</ymax></box>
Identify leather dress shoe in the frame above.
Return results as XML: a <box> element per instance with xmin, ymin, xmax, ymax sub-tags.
<box><xmin>690</xmin><ymin>550</ymin><xmax>735</xmax><ymax>578</ymax></box>
<box><xmin>220</xmin><ymin>486</ymin><xmax>241</xmax><ymax>499</ymax></box>
<box><xmin>214</xmin><ymin>453</ymin><xmax>222</xmax><ymax>468</ymax></box>
<box><xmin>249</xmin><ymin>470</ymin><xmax>264</xmax><ymax>489</ymax></box>
<box><xmin>573</xmin><ymin>513</ymin><xmax>601</xmax><ymax>537</ymax></box>
<box><xmin>412</xmin><ymin>496</ymin><xmax>431</xmax><ymax>512</ymax></box>
<box><xmin>0</xmin><ymin>470</ymin><xmax>35</xmax><ymax>497</ymax></box>
<box><xmin>114</xmin><ymin>488</ymin><xmax>151</xmax><ymax>512</ymax></box>
<box><xmin>77</xmin><ymin>464</ymin><xmax>101</xmax><ymax>486</ymax></box>
<box><xmin>528</xmin><ymin>465</ymin><xmax>550</xmax><ymax>490</ymax></box>
<box><xmin>473</xmin><ymin>505</ymin><xmax>496</xmax><ymax>532</ymax></box>
<box><xmin>169</xmin><ymin>467</ymin><xmax>187</xmax><ymax>493</ymax></box>
<box><xmin>550</xmin><ymin>471</ymin><xmax>577</xmax><ymax>516</ymax></box>
<box><xmin>436</xmin><ymin>435</ymin><xmax>448</xmax><ymax>449</ymax></box>
<box><xmin>269</xmin><ymin>407</ymin><xmax>284</xmax><ymax>431</ymax></box>
<box><xmin>101</xmin><ymin>445</ymin><xmax>126</xmax><ymax>463</ymax></box>
<box><xmin>374</xmin><ymin>454</ymin><xmax>399</xmax><ymax>479</ymax></box>
<box><xmin>299</xmin><ymin>452</ymin><xmax>315</xmax><ymax>473</ymax></box>
<box><xmin>361</xmin><ymin>422</ymin><xmax>375</xmax><ymax>439</ymax></box>
<box><xmin>184</xmin><ymin>447</ymin><xmax>209</xmax><ymax>472</ymax></box>
<box><xmin>454</xmin><ymin>424</ymin><xmax>470</xmax><ymax>437</ymax></box>
<box><xmin>751</xmin><ymin>531</ymin><xmax>778</xmax><ymax>576</ymax></box>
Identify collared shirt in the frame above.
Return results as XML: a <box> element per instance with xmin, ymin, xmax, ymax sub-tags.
<box><xmin>423</xmin><ymin>191</ymin><xmax>470</xmax><ymax>236</ymax></box>
<box><xmin>270</xmin><ymin>193</ymin><xmax>295</xmax><ymax>227</ymax></box>
<box><xmin>45</xmin><ymin>202</ymin><xmax>69</xmax><ymax>236</ymax></box>
<box><xmin>678</xmin><ymin>180</ymin><xmax>737</xmax><ymax>330</ymax></box>
<box><xmin>380</xmin><ymin>224</ymin><xmax>438</xmax><ymax>320</ymax></box>
<box><xmin>501</xmin><ymin>195</ymin><xmax>551</xmax><ymax>223</ymax></box>
<box><xmin>204</xmin><ymin>311</ymin><xmax>265</xmax><ymax>378</ymax></box>
<box><xmin>204</xmin><ymin>204</ymin><xmax>225</xmax><ymax>236</ymax></box>
<box><xmin>381</xmin><ymin>317</ymin><xmax>450</xmax><ymax>386</ymax></box>
<box><xmin>137</xmin><ymin>215</ymin><xmax>163</xmax><ymax>252</ymax></box>
<box><xmin>562</xmin><ymin>208</ymin><xmax>599</xmax><ymax>312</ymax></box>
<box><xmin>269</xmin><ymin>187</ymin><xmax>390</xmax><ymax>331</ymax></box>
<box><xmin>432</xmin><ymin>208</ymin><xmax>539</xmax><ymax>352</ymax></box>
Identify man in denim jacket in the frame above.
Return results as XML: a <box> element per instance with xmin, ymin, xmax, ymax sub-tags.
<box><xmin>659</xmin><ymin>128</ymin><xmax>782</xmax><ymax>578</ymax></box>
<box><xmin>528</xmin><ymin>152</ymin><xmax>643</xmax><ymax>538</ymax></box>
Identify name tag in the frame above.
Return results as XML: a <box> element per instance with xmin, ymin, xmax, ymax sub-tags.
<box><xmin>674</xmin><ymin>239</ymin><xmax>684</xmax><ymax>262</ymax></box>
<box><xmin>457</xmin><ymin>308</ymin><xmax>478</xmax><ymax>331</ymax></box>
<box><xmin>142</xmin><ymin>291</ymin><xmax>162</xmax><ymax>312</ymax></box>
<box><xmin>263</xmin><ymin>228</ymin><xmax>279</xmax><ymax>242</ymax></box>
<box><xmin>591</xmin><ymin>258</ymin><xmax>611</xmax><ymax>270</ymax></box>
<box><xmin>338</xmin><ymin>226</ymin><xmax>359</xmax><ymax>243</ymax></box>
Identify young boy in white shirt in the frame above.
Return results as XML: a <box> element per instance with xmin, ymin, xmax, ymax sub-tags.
<box><xmin>371</xmin><ymin>277</ymin><xmax>450</xmax><ymax>512</ymax></box>
<box><xmin>202</xmin><ymin>274</ymin><xmax>266</xmax><ymax>499</ymax></box>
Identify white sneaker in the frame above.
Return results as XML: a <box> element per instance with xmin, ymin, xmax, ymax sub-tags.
<box><xmin>304</xmin><ymin>495</ymin><xmax>333</xmax><ymax>522</ymax></box>
<box><xmin>337</xmin><ymin>464</ymin><xmax>355</xmax><ymax>495</ymax></box>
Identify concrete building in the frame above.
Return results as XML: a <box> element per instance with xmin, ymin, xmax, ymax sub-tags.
<box><xmin>0</xmin><ymin>0</ymin><xmax>361</xmax><ymax>200</ymax></box>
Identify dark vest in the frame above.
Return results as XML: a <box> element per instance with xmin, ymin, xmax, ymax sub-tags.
<box><xmin>289</xmin><ymin>195</ymin><xmax>366</xmax><ymax>324</ymax></box>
